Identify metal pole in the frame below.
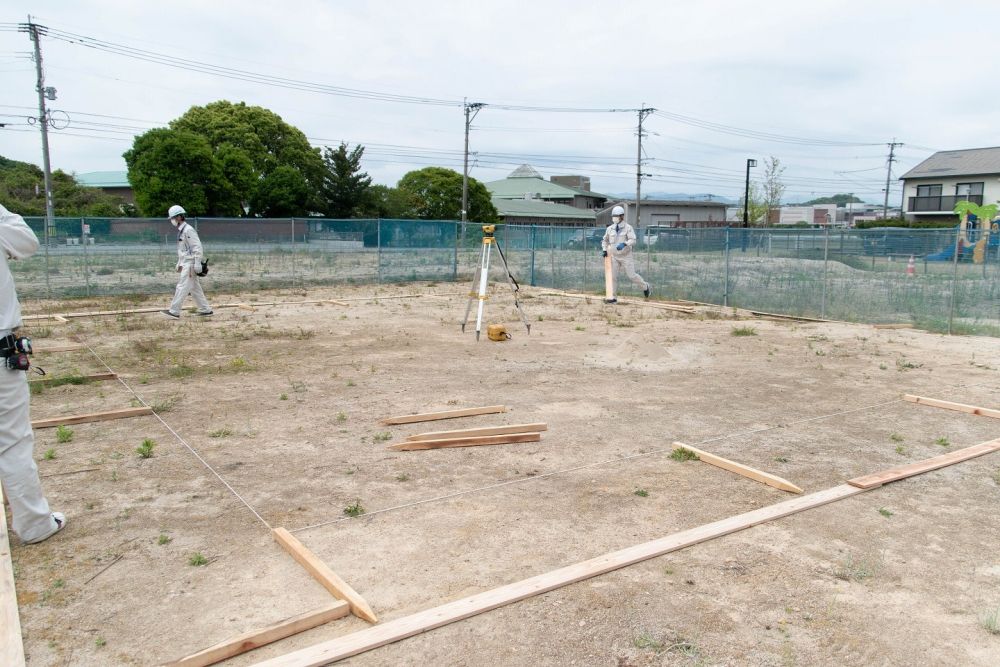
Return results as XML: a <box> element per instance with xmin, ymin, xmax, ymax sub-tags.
<box><xmin>636</xmin><ymin>105</ymin><xmax>654</xmax><ymax>273</ymax></box>
<box><xmin>82</xmin><ymin>217</ymin><xmax>90</xmax><ymax>296</ymax></box>
<box><xmin>27</xmin><ymin>19</ymin><xmax>54</xmax><ymax>298</ymax></box>
<box><xmin>461</xmin><ymin>101</ymin><xmax>484</xmax><ymax>241</ymax></box>
<box><xmin>947</xmin><ymin>220</ymin><xmax>962</xmax><ymax>334</ymax></box>
<box><xmin>821</xmin><ymin>224</ymin><xmax>830</xmax><ymax>318</ymax></box>
<box><xmin>883</xmin><ymin>140</ymin><xmax>900</xmax><ymax>221</ymax></box>
<box><xmin>723</xmin><ymin>227</ymin><xmax>730</xmax><ymax>307</ymax></box>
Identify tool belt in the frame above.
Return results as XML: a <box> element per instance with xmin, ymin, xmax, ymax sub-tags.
<box><xmin>0</xmin><ymin>332</ymin><xmax>32</xmax><ymax>371</ymax></box>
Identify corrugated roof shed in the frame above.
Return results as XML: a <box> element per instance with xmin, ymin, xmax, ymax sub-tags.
<box><xmin>899</xmin><ymin>147</ymin><xmax>1000</xmax><ymax>179</ymax></box>
<box><xmin>492</xmin><ymin>197</ymin><xmax>596</xmax><ymax>220</ymax></box>
<box><xmin>75</xmin><ymin>171</ymin><xmax>130</xmax><ymax>187</ymax></box>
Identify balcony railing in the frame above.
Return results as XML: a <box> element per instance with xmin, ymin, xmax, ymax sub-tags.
<box><xmin>908</xmin><ymin>194</ymin><xmax>983</xmax><ymax>212</ymax></box>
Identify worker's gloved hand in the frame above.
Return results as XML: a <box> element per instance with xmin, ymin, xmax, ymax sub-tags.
<box><xmin>616</xmin><ymin>243</ymin><xmax>626</xmax><ymax>251</ymax></box>
<box><xmin>602</xmin><ymin>250</ymin><xmax>608</xmax><ymax>257</ymax></box>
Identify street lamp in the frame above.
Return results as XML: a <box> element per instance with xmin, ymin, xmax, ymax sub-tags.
<box><xmin>743</xmin><ymin>159</ymin><xmax>757</xmax><ymax>228</ymax></box>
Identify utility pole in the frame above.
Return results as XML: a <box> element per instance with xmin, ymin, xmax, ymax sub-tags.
<box><xmin>462</xmin><ymin>100</ymin><xmax>485</xmax><ymax>227</ymax></box>
<box><xmin>883</xmin><ymin>139</ymin><xmax>902</xmax><ymax>221</ymax></box>
<box><xmin>23</xmin><ymin>17</ymin><xmax>55</xmax><ymax>296</ymax></box>
<box><xmin>636</xmin><ymin>105</ymin><xmax>654</xmax><ymax>270</ymax></box>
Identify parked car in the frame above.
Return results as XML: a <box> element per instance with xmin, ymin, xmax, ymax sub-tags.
<box><xmin>565</xmin><ymin>228</ymin><xmax>605</xmax><ymax>249</ymax></box>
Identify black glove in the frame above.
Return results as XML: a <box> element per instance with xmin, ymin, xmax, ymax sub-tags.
<box><xmin>602</xmin><ymin>250</ymin><xmax>608</xmax><ymax>257</ymax></box>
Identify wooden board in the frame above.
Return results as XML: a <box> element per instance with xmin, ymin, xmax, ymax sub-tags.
<box><xmin>252</xmin><ymin>484</ymin><xmax>865</xmax><ymax>667</ymax></box>
<box><xmin>407</xmin><ymin>423</ymin><xmax>547</xmax><ymax>441</ymax></box>
<box><xmin>253</xmin><ymin>439</ymin><xmax>1000</xmax><ymax>667</ymax></box>
<box><xmin>31</xmin><ymin>406</ymin><xmax>153</xmax><ymax>429</ymax></box>
<box><xmin>389</xmin><ymin>432</ymin><xmax>541</xmax><ymax>451</ymax></box>
<box><xmin>380</xmin><ymin>405</ymin><xmax>507</xmax><ymax>426</ymax></box>
<box><xmin>847</xmin><ymin>438</ymin><xmax>1000</xmax><ymax>489</ymax></box>
<box><xmin>603</xmin><ymin>255</ymin><xmax>614</xmax><ymax>300</ymax></box>
<box><xmin>272</xmin><ymin>528</ymin><xmax>377</xmax><ymax>623</ymax></box>
<box><xmin>749</xmin><ymin>309</ymin><xmax>833</xmax><ymax>323</ymax></box>
<box><xmin>0</xmin><ymin>485</ymin><xmax>26</xmax><ymax>666</ymax></box>
<box><xmin>163</xmin><ymin>601</ymin><xmax>349</xmax><ymax>667</ymax></box>
<box><xmin>672</xmin><ymin>442</ymin><xmax>803</xmax><ymax>494</ymax></box>
<box><xmin>903</xmin><ymin>394</ymin><xmax>1000</xmax><ymax>420</ymax></box>
<box><xmin>872</xmin><ymin>323</ymin><xmax>913</xmax><ymax>330</ymax></box>
<box><xmin>29</xmin><ymin>372</ymin><xmax>117</xmax><ymax>386</ymax></box>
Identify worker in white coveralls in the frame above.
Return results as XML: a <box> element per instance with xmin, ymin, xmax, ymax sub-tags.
<box><xmin>161</xmin><ymin>204</ymin><xmax>213</xmax><ymax>319</ymax></box>
<box><xmin>601</xmin><ymin>204</ymin><xmax>650</xmax><ymax>304</ymax></box>
<box><xmin>0</xmin><ymin>204</ymin><xmax>66</xmax><ymax>544</ymax></box>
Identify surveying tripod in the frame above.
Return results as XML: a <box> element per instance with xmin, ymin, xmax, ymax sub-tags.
<box><xmin>461</xmin><ymin>225</ymin><xmax>531</xmax><ymax>341</ymax></box>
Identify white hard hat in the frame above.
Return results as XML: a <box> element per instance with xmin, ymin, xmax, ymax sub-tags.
<box><xmin>168</xmin><ymin>204</ymin><xmax>186</xmax><ymax>219</ymax></box>
<box><xmin>612</xmin><ymin>205</ymin><xmax>625</xmax><ymax>217</ymax></box>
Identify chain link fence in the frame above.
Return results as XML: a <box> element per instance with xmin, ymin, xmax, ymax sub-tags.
<box><xmin>15</xmin><ymin>217</ymin><xmax>1000</xmax><ymax>335</ymax></box>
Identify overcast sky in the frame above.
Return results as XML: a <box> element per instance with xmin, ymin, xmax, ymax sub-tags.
<box><xmin>3</xmin><ymin>1</ymin><xmax>999</xmax><ymax>204</ymax></box>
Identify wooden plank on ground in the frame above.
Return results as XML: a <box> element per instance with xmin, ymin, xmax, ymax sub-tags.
<box><xmin>903</xmin><ymin>394</ymin><xmax>1000</xmax><ymax>420</ymax></box>
<box><xmin>163</xmin><ymin>600</ymin><xmax>350</xmax><ymax>667</ymax></box>
<box><xmin>872</xmin><ymin>323</ymin><xmax>913</xmax><ymax>330</ymax></box>
<box><xmin>847</xmin><ymin>438</ymin><xmax>1000</xmax><ymax>489</ymax></box>
<box><xmin>271</xmin><ymin>528</ymin><xmax>377</xmax><ymax>623</ymax></box>
<box><xmin>253</xmin><ymin>439</ymin><xmax>1000</xmax><ymax>667</ymax></box>
<box><xmin>29</xmin><ymin>372</ymin><xmax>117</xmax><ymax>386</ymax></box>
<box><xmin>749</xmin><ymin>309</ymin><xmax>832</xmax><ymax>323</ymax></box>
<box><xmin>252</xmin><ymin>484</ymin><xmax>864</xmax><ymax>667</ymax></box>
<box><xmin>380</xmin><ymin>405</ymin><xmax>507</xmax><ymax>426</ymax></box>
<box><xmin>407</xmin><ymin>423</ymin><xmax>547</xmax><ymax>441</ymax></box>
<box><xmin>672</xmin><ymin>442</ymin><xmax>803</xmax><ymax>494</ymax></box>
<box><xmin>31</xmin><ymin>406</ymin><xmax>153</xmax><ymax>429</ymax></box>
<box><xmin>0</xmin><ymin>485</ymin><xmax>26</xmax><ymax>666</ymax></box>
<box><xmin>389</xmin><ymin>432</ymin><xmax>541</xmax><ymax>451</ymax></box>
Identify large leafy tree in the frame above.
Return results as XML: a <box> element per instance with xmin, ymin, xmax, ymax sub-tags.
<box><xmin>359</xmin><ymin>184</ymin><xmax>417</xmax><ymax>219</ymax></box>
<box><xmin>321</xmin><ymin>143</ymin><xmax>372</xmax><ymax>218</ymax></box>
<box><xmin>396</xmin><ymin>167</ymin><xmax>497</xmax><ymax>222</ymax></box>
<box><xmin>0</xmin><ymin>155</ymin><xmax>124</xmax><ymax>217</ymax></box>
<box><xmin>124</xmin><ymin>100</ymin><xmax>324</xmax><ymax>216</ymax></box>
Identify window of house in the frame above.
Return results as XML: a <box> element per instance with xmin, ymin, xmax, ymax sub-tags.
<box><xmin>955</xmin><ymin>182</ymin><xmax>984</xmax><ymax>196</ymax></box>
<box><xmin>915</xmin><ymin>184</ymin><xmax>942</xmax><ymax>197</ymax></box>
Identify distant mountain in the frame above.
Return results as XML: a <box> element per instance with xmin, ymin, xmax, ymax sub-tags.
<box><xmin>606</xmin><ymin>192</ymin><xmax>738</xmax><ymax>204</ymax></box>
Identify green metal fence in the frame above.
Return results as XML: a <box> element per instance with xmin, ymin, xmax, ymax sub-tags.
<box><xmin>14</xmin><ymin>217</ymin><xmax>1000</xmax><ymax>335</ymax></box>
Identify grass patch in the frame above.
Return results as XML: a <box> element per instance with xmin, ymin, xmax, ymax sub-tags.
<box><xmin>889</xmin><ymin>433</ymin><xmax>904</xmax><ymax>442</ymax></box>
<box><xmin>43</xmin><ymin>448</ymin><xmax>56</xmax><ymax>460</ymax></box>
<box><xmin>877</xmin><ymin>507</ymin><xmax>893</xmax><ymax>517</ymax></box>
<box><xmin>343</xmin><ymin>500</ymin><xmax>366</xmax><ymax>517</ymax></box>
<box><xmin>170</xmin><ymin>364</ymin><xmax>195</xmax><ymax>378</ymax></box>
<box><xmin>136</xmin><ymin>438</ymin><xmax>155</xmax><ymax>459</ymax></box>
<box><xmin>669</xmin><ymin>446</ymin><xmax>699</xmax><ymax>462</ymax></box>
<box><xmin>834</xmin><ymin>551</ymin><xmax>882</xmax><ymax>582</ymax></box>
<box><xmin>373</xmin><ymin>431</ymin><xmax>392</xmax><ymax>442</ymax></box>
<box><xmin>774</xmin><ymin>456</ymin><xmax>789</xmax><ymax>463</ymax></box>
<box><xmin>188</xmin><ymin>552</ymin><xmax>208</xmax><ymax>566</ymax></box>
<box><xmin>157</xmin><ymin>533</ymin><xmax>171</xmax><ymax>545</ymax></box>
<box><xmin>336</xmin><ymin>411</ymin><xmax>347</xmax><ymax>423</ymax></box>
<box><xmin>39</xmin><ymin>372</ymin><xmax>97</xmax><ymax>389</ymax></box>
<box><xmin>980</xmin><ymin>606</ymin><xmax>1000</xmax><ymax>635</ymax></box>
<box><xmin>208</xmin><ymin>427</ymin><xmax>233</xmax><ymax>438</ymax></box>
<box><xmin>395</xmin><ymin>473</ymin><xmax>410</xmax><ymax>482</ymax></box>
<box><xmin>731</xmin><ymin>326</ymin><xmax>757</xmax><ymax>337</ymax></box>
<box><xmin>935</xmin><ymin>436</ymin><xmax>950</xmax><ymax>447</ymax></box>
<box><xmin>55</xmin><ymin>425</ymin><xmax>74</xmax><ymax>443</ymax></box>
<box><xmin>895</xmin><ymin>444</ymin><xmax>908</xmax><ymax>456</ymax></box>
<box><xmin>634</xmin><ymin>488</ymin><xmax>649</xmax><ymax>497</ymax></box>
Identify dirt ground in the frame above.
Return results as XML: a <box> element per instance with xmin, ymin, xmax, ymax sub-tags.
<box><xmin>8</xmin><ymin>282</ymin><xmax>1000</xmax><ymax>666</ymax></box>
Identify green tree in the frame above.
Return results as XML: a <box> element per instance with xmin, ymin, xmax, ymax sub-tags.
<box><xmin>359</xmin><ymin>184</ymin><xmax>417</xmax><ymax>218</ymax></box>
<box><xmin>761</xmin><ymin>156</ymin><xmax>786</xmax><ymax>223</ymax></box>
<box><xmin>737</xmin><ymin>181</ymin><xmax>768</xmax><ymax>225</ymax></box>
<box><xmin>321</xmin><ymin>143</ymin><xmax>372</xmax><ymax>218</ymax></box>
<box><xmin>396</xmin><ymin>167</ymin><xmax>497</xmax><ymax>222</ymax></box>
<box><xmin>124</xmin><ymin>100</ymin><xmax>323</xmax><ymax>216</ymax></box>
<box><xmin>799</xmin><ymin>193</ymin><xmax>864</xmax><ymax>207</ymax></box>
<box><xmin>0</xmin><ymin>156</ymin><xmax>124</xmax><ymax>217</ymax></box>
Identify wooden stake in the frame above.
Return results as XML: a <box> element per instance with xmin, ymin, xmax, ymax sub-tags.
<box><xmin>29</xmin><ymin>372</ymin><xmax>117</xmax><ymax>386</ymax></box>
<box><xmin>0</xmin><ymin>485</ymin><xmax>25</xmax><ymax>666</ymax></box>
<box><xmin>407</xmin><ymin>423</ymin><xmax>547</xmax><ymax>441</ymax></box>
<box><xmin>380</xmin><ymin>405</ymin><xmax>506</xmax><ymax>426</ymax></box>
<box><xmin>903</xmin><ymin>394</ymin><xmax>1000</xmax><ymax>420</ymax></box>
<box><xmin>272</xmin><ymin>528</ymin><xmax>377</xmax><ymax>623</ymax></box>
<box><xmin>672</xmin><ymin>442</ymin><xmax>803</xmax><ymax>494</ymax></box>
<box><xmin>34</xmin><ymin>343</ymin><xmax>85</xmax><ymax>353</ymax></box>
<box><xmin>253</xmin><ymin>439</ymin><xmax>1000</xmax><ymax>666</ymax></box>
<box><xmin>163</xmin><ymin>601</ymin><xmax>350</xmax><ymax>667</ymax></box>
<box><xmin>847</xmin><ymin>438</ymin><xmax>1000</xmax><ymax>489</ymax></box>
<box><xmin>389</xmin><ymin>432</ymin><xmax>541</xmax><ymax>451</ymax></box>
<box><xmin>31</xmin><ymin>406</ymin><xmax>153</xmax><ymax>430</ymax></box>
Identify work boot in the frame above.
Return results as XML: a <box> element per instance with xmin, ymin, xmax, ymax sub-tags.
<box><xmin>643</xmin><ymin>285</ymin><xmax>651</xmax><ymax>298</ymax></box>
<box><xmin>604</xmin><ymin>298</ymin><xmax>617</xmax><ymax>304</ymax></box>
<box><xmin>161</xmin><ymin>310</ymin><xmax>179</xmax><ymax>319</ymax></box>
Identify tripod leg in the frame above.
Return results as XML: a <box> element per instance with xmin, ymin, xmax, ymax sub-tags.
<box><xmin>474</xmin><ymin>242</ymin><xmax>492</xmax><ymax>341</ymax></box>
<box><xmin>461</xmin><ymin>243</ymin><xmax>484</xmax><ymax>333</ymax></box>
<box><xmin>496</xmin><ymin>243</ymin><xmax>532</xmax><ymax>335</ymax></box>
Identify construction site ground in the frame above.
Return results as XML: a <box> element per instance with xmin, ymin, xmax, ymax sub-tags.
<box><xmin>9</xmin><ymin>282</ymin><xmax>1000</xmax><ymax>666</ymax></box>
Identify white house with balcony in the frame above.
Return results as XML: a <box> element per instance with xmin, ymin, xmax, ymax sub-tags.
<box><xmin>900</xmin><ymin>147</ymin><xmax>1000</xmax><ymax>222</ymax></box>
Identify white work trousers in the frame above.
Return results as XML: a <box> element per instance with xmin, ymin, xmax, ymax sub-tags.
<box><xmin>169</xmin><ymin>267</ymin><xmax>211</xmax><ymax>314</ymax></box>
<box><xmin>0</xmin><ymin>366</ymin><xmax>56</xmax><ymax>543</ymax></box>
<box><xmin>610</xmin><ymin>252</ymin><xmax>649</xmax><ymax>296</ymax></box>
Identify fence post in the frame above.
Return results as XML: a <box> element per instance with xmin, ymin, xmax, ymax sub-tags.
<box><xmin>376</xmin><ymin>218</ymin><xmax>382</xmax><ymax>284</ymax></box>
<box><xmin>820</xmin><ymin>225</ymin><xmax>830</xmax><ymax>318</ymax></box>
<box><xmin>453</xmin><ymin>222</ymin><xmax>459</xmax><ymax>282</ymax></box>
<box><xmin>81</xmin><ymin>217</ymin><xmax>91</xmax><ymax>297</ymax></box>
<box><xmin>529</xmin><ymin>225</ymin><xmax>536</xmax><ymax>286</ymax></box>
<box><xmin>549</xmin><ymin>226</ymin><xmax>555</xmax><ymax>289</ymax></box>
<box><xmin>290</xmin><ymin>218</ymin><xmax>296</xmax><ymax>287</ymax></box>
<box><xmin>723</xmin><ymin>227</ymin><xmax>730</xmax><ymax>307</ymax></box>
<box><xmin>947</xmin><ymin>224</ymin><xmax>962</xmax><ymax>334</ymax></box>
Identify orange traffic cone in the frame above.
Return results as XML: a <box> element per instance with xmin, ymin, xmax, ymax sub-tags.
<box><xmin>906</xmin><ymin>255</ymin><xmax>916</xmax><ymax>276</ymax></box>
